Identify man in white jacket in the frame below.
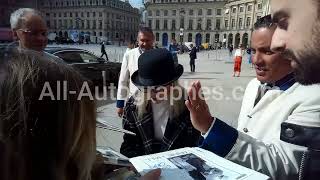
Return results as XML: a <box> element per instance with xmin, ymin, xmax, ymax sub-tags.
<box><xmin>269</xmin><ymin>1</ymin><xmax>320</xmax><ymax>179</ymax></box>
<box><xmin>116</xmin><ymin>26</ymin><xmax>155</xmax><ymax>117</ymax></box>
<box><xmin>185</xmin><ymin>15</ymin><xmax>320</xmax><ymax>179</ymax></box>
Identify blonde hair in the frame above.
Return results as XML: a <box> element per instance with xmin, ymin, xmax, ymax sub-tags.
<box><xmin>0</xmin><ymin>49</ymin><xmax>96</xmax><ymax>180</ymax></box>
<box><xmin>134</xmin><ymin>81</ymin><xmax>187</xmax><ymax>120</ymax></box>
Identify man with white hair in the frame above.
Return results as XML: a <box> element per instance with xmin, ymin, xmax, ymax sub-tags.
<box><xmin>10</xmin><ymin>8</ymin><xmax>48</xmax><ymax>52</ymax></box>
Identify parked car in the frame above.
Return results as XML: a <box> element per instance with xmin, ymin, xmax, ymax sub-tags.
<box><xmin>0</xmin><ymin>28</ymin><xmax>13</xmax><ymax>43</ymax></box>
<box><xmin>55</xmin><ymin>37</ymin><xmax>75</xmax><ymax>44</ymax></box>
<box><xmin>45</xmin><ymin>47</ymin><xmax>121</xmax><ymax>87</ymax></box>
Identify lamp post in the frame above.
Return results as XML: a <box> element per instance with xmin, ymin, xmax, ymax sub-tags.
<box><xmin>179</xmin><ymin>8</ymin><xmax>185</xmax><ymax>53</ymax></box>
<box><xmin>75</xmin><ymin>17</ymin><xmax>85</xmax><ymax>43</ymax></box>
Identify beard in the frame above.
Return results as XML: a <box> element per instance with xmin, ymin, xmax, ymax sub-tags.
<box><xmin>282</xmin><ymin>24</ymin><xmax>320</xmax><ymax>85</ymax></box>
<box><xmin>293</xmin><ymin>49</ymin><xmax>320</xmax><ymax>85</ymax></box>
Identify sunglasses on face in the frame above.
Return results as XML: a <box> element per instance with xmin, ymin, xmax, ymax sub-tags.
<box><xmin>17</xmin><ymin>29</ymin><xmax>48</xmax><ymax>37</ymax></box>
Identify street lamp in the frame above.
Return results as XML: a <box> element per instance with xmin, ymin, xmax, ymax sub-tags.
<box><xmin>75</xmin><ymin>17</ymin><xmax>86</xmax><ymax>43</ymax></box>
<box><xmin>179</xmin><ymin>8</ymin><xmax>185</xmax><ymax>53</ymax></box>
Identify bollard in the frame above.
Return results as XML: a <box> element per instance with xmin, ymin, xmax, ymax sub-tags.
<box><xmin>215</xmin><ymin>49</ymin><xmax>218</xmax><ymax>61</ymax></box>
<box><xmin>102</xmin><ymin>70</ymin><xmax>106</xmax><ymax>87</ymax></box>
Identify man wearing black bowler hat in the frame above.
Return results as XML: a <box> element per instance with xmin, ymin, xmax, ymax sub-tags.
<box><xmin>120</xmin><ymin>48</ymin><xmax>200</xmax><ymax>158</ymax></box>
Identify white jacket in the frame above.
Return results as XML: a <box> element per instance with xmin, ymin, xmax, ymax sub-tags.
<box><xmin>117</xmin><ymin>48</ymin><xmax>140</xmax><ymax>101</ymax></box>
<box><xmin>226</xmin><ymin>78</ymin><xmax>320</xmax><ymax>179</ymax></box>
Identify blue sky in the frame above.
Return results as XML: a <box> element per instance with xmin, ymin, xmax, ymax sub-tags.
<box><xmin>129</xmin><ymin>0</ymin><xmax>143</xmax><ymax>8</ymax></box>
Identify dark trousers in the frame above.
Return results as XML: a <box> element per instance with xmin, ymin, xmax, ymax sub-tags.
<box><xmin>190</xmin><ymin>59</ymin><xmax>195</xmax><ymax>72</ymax></box>
<box><xmin>101</xmin><ymin>52</ymin><xmax>108</xmax><ymax>61</ymax></box>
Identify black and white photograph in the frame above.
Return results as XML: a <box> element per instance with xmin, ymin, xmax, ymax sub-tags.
<box><xmin>168</xmin><ymin>153</ymin><xmax>229</xmax><ymax>180</ymax></box>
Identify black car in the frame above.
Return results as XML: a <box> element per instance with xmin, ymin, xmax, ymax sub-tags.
<box><xmin>45</xmin><ymin>47</ymin><xmax>121</xmax><ymax>87</ymax></box>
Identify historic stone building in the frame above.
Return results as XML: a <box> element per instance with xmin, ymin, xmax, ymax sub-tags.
<box><xmin>144</xmin><ymin>0</ymin><xmax>270</xmax><ymax>48</ymax></box>
<box><xmin>39</xmin><ymin>0</ymin><xmax>140</xmax><ymax>44</ymax></box>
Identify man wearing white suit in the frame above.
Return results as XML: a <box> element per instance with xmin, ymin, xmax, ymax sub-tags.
<box><xmin>185</xmin><ymin>15</ymin><xmax>320</xmax><ymax>180</ymax></box>
<box><xmin>116</xmin><ymin>26</ymin><xmax>155</xmax><ymax>117</ymax></box>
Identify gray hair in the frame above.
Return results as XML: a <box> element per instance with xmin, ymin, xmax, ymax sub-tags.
<box><xmin>10</xmin><ymin>8</ymin><xmax>41</xmax><ymax>30</ymax></box>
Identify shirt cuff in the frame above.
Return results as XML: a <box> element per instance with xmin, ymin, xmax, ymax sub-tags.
<box><xmin>199</xmin><ymin>118</ymin><xmax>238</xmax><ymax>157</ymax></box>
<box><xmin>201</xmin><ymin>117</ymin><xmax>216</xmax><ymax>138</ymax></box>
<box><xmin>116</xmin><ymin>100</ymin><xmax>125</xmax><ymax>108</ymax></box>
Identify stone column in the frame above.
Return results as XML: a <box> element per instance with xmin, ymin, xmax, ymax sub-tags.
<box><xmin>233</xmin><ymin>4</ymin><xmax>239</xmax><ymax>48</ymax></box>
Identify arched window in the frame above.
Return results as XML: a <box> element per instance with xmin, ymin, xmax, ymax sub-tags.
<box><xmin>205</xmin><ymin>33</ymin><xmax>210</xmax><ymax>43</ymax></box>
<box><xmin>188</xmin><ymin>33</ymin><xmax>192</xmax><ymax>42</ymax></box>
<box><xmin>164</xmin><ymin>10</ymin><xmax>168</xmax><ymax>16</ymax></box>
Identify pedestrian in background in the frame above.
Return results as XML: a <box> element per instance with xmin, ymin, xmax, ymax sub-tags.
<box><xmin>247</xmin><ymin>48</ymin><xmax>253</xmax><ymax>68</ymax></box>
<box><xmin>228</xmin><ymin>44</ymin><xmax>233</xmax><ymax>59</ymax></box>
<box><xmin>189</xmin><ymin>44</ymin><xmax>197</xmax><ymax>72</ymax></box>
<box><xmin>233</xmin><ymin>45</ymin><xmax>244</xmax><ymax>77</ymax></box>
<box><xmin>168</xmin><ymin>38</ymin><xmax>179</xmax><ymax>64</ymax></box>
<box><xmin>100</xmin><ymin>42</ymin><xmax>109</xmax><ymax>61</ymax></box>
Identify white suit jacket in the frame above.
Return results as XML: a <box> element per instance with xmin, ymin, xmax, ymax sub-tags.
<box><xmin>226</xmin><ymin>78</ymin><xmax>320</xmax><ymax>179</ymax></box>
<box><xmin>117</xmin><ymin>48</ymin><xmax>140</xmax><ymax>101</ymax></box>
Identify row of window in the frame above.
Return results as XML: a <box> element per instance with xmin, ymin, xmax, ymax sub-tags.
<box><xmin>154</xmin><ymin>32</ymin><xmax>221</xmax><ymax>43</ymax></box>
<box><xmin>45</xmin><ymin>12</ymin><xmax>138</xmax><ymax>23</ymax></box>
<box><xmin>148</xmin><ymin>2</ymin><xmax>263</xmax><ymax>17</ymax></box>
<box><xmin>43</xmin><ymin>0</ymin><xmax>132</xmax><ymax>11</ymax></box>
<box><xmin>230</xmin><ymin>3</ymin><xmax>262</xmax><ymax>14</ymax></box>
<box><xmin>226</xmin><ymin>17</ymin><xmax>252</xmax><ymax>29</ymax></box>
<box><xmin>151</xmin><ymin>0</ymin><xmax>225</xmax><ymax>4</ymax></box>
<box><xmin>148</xmin><ymin>8</ymin><xmax>222</xmax><ymax>17</ymax></box>
<box><xmin>56</xmin><ymin>31</ymin><xmax>134</xmax><ymax>41</ymax></box>
<box><xmin>149</xmin><ymin>16</ymin><xmax>254</xmax><ymax>30</ymax></box>
<box><xmin>47</xmin><ymin>19</ymin><xmax>137</xmax><ymax>31</ymax></box>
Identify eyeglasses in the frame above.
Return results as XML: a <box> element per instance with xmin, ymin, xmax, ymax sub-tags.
<box><xmin>17</xmin><ymin>29</ymin><xmax>48</xmax><ymax>37</ymax></box>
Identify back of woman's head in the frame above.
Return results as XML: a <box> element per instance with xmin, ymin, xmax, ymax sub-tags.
<box><xmin>0</xmin><ymin>49</ymin><xmax>96</xmax><ymax>180</ymax></box>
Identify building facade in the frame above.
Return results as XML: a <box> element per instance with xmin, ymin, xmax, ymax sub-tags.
<box><xmin>39</xmin><ymin>0</ymin><xmax>141</xmax><ymax>44</ymax></box>
<box><xmin>0</xmin><ymin>0</ymin><xmax>38</xmax><ymax>28</ymax></box>
<box><xmin>145</xmin><ymin>0</ymin><xmax>270</xmax><ymax>48</ymax></box>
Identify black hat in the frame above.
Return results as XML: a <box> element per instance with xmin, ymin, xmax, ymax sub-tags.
<box><xmin>131</xmin><ymin>48</ymin><xmax>184</xmax><ymax>87</ymax></box>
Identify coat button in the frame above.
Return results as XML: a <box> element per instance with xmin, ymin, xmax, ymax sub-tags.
<box><xmin>243</xmin><ymin>128</ymin><xmax>248</xmax><ymax>133</ymax></box>
<box><xmin>285</xmin><ymin>128</ymin><xmax>295</xmax><ymax>138</ymax></box>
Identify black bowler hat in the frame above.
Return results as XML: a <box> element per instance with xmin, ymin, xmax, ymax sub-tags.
<box><xmin>131</xmin><ymin>48</ymin><xmax>184</xmax><ymax>87</ymax></box>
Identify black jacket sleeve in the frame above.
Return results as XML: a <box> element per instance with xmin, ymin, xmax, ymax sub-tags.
<box><xmin>189</xmin><ymin>47</ymin><xmax>197</xmax><ymax>59</ymax></box>
<box><xmin>120</xmin><ymin>100</ymin><xmax>145</xmax><ymax>158</ymax></box>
